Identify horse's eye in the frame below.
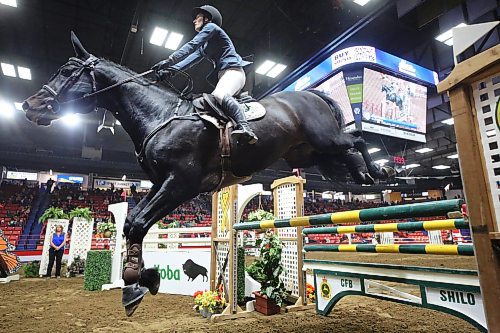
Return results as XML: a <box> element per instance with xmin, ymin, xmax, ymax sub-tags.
<box><xmin>60</xmin><ymin>68</ymin><xmax>73</xmax><ymax>77</ymax></box>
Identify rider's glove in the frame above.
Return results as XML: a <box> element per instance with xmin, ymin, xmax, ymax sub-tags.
<box><xmin>151</xmin><ymin>57</ymin><xmax>174</xmax><ymax>71</ymax></box>
<box><xmin>155</xmin><ymin>69</ymin><xmax>174</xmax><ymax>81</ymax></box>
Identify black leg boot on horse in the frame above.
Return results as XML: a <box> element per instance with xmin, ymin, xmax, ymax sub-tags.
<box><xmin>121</xmin><ymin>187</ymin><xmax>162</xmax><ymax>317</ymax></box>
<box><xmin>221</xmin><ymin>95</ymin><xmax>258</xmax><ymax>145</ymax></box>
<box><xmin>122</xmin><ymin>240</ymin><xmax>162</xmax><ymax>316</ymax></box>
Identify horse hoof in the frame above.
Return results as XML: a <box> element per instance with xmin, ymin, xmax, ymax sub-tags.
<box><xmin>364</xmin><ymin>173</ymin><xmax>375</xmax><ymax>185</ymax></box>
<box><xmin>139</xmin><ymin>268</ymin><xmax>161</xmax><ymax>295</ymax></box>
<box><xmin>123</xmin><ymin>266</ymin><xmax>140</xmax><ymax>285</ymax></box>
<box><xmin>383</xmin><ymin>166</ymin><xmax>396</xmax><ymax>178</ymax></box>
<box><xmin>122</xmin><ymin>283</ymin><xmax>149</xmax><ymax>316</ymax></box>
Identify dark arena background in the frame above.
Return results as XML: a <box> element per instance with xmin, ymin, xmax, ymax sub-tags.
<box><xmin>1</xmin><ymin>1</ymin><xmax>499</xmax><ymax>332</ymax></box>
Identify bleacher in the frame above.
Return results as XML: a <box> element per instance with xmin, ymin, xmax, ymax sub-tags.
<box><xmin>0</xmin><ymin>183</ymin><xmax>37</xmax><ymax>249</ymax></box>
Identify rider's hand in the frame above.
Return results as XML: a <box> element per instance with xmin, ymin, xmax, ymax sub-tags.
<box><xmin>155</xmin><ymin>69</ymin><xmax>174</xmax><ymax>81</ymax></box>
<box><xmin>151</xmin><ymin>57</ymin><xmax>174</xmax><ymax>71</ymax></box>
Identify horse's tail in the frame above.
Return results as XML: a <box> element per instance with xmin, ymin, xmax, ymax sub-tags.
<box><xmin>307</xmin><ymin>90</ymin><xmax>345</xmax><ymax>129</ymax></box>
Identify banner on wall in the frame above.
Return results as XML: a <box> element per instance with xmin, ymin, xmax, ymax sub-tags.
<box><xmin>6</xmin><ymin>171</ymin><xmax>38</xmax><ymax>181</ymax></box>
<box><xmin>57</xmin><ymin>174</ymin><xmax>84</xmax><ymax>184</ymax></box>
<box><xmin>94</xmin><ymin>179</ymin><xmax>140</xmax><ymax>189</ymax></box>
<box><xmin>142</xmin><ymin>250</ymin><xmax>211</xmax><ymax>296</ymax></box>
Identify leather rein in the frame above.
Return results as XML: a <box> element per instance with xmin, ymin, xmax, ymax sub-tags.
<box><xmin>40</xmin><ymin>55</ymin><xmax>197</xmax><ymax>166</ymax></box>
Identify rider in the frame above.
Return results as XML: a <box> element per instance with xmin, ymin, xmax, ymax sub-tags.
<box><xmin>152</xmin><ymin>5</ymin><xmax>258</xmax><ymax>144</ymax></box>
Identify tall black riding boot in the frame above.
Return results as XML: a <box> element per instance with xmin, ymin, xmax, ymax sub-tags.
<box><xmin>221</xmin><ymin>95</ymin><xmax>258</xmax><ymax>144</ymax></box>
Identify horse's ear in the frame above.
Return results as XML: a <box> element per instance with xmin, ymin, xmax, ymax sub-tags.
<box><xmin>70</xmin><ymin>31</ymin><xmax>90</xmax><ymax>60</ymax></box>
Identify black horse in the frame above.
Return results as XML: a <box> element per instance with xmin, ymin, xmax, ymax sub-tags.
<box><xmin>23</xmin><ymin>33</ymin><xmax>393</xmax><ymax>315</ymax></box>
<box><xmin>382</xmin><ymin>84</ymin><xmax>404</xmax><ymax>111</ymax></box>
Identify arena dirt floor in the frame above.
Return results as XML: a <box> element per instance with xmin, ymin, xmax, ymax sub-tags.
<box><xmin>1</xmin><ymin>253</ymin><xmax>479</xmax><ymax>333</ymax></box>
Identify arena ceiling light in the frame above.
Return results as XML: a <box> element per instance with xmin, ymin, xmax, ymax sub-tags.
<box><xmin>432</xmin><ymin>165</ymin><xmax>451</xmax><ymax>170</ymax></box>
<box><xmin>441</xmin><ymin>118</ymin><xmax>454</xmax><ymax>125</ymax></box>
<box><xmin>435</xmin><ymin>23</ymin><xmax>467</xmax><ymax>46</ymax></box>
<box><xmin>447</xmin><ymin>153</ymin><xmax>459</xmax><ymax>159</ymax></box>
<box><xmin>164</xmin><ymin>32</ymin><xmax>183</xmax><ymax>50</ymax></box>
<box><xmin>266</xmin><ymin>64</ymin><xmax>287</xmax><ymax>78</ymax></box>
<box><xmin>0</xmin><ymin>100</ymin><xmax>15</xmax><ymax>118</ymax></box>
<box><xmin>150</xmin><ymin>27</ymin><xmax>184</xmax><ymax>50</ymax></box>
<box><xmin>352</xmin><ymin>0</ymin><xmax>371</xmax><ymax>6</ymax></box>
<box><xmin>61</xmin><ymin>113</ymin><xmax>80</xmax><ymax>127</ymax></box>
<box><xmin>368</xmin><ymin>147</ymin><xmax>380</xmax><ymax>154</ymax></box>
<box><xmin>1</xmin><ymin>62</ymin><xmax>16</xmax><ymax>77</ymax></box>
<box><xmin>17</xmin><ymin>66</ymin><xmax>31</xmax><ymax>80</ymax></box>
<box><xmin>150</xmin><ymin>27</ymin><xmax>168</xmax><ymax>46</ymax></box>
<box><xmin>255</xmin><ymin>60</ymin><xmax>276</xmax><ymax>74</ymax></box>
<box><xmin>374</xmin><ymin>158</ymin><xmax>388</xmax><ymax>165</ymax></box>
<box><xmin>14</xmin><ymin>102</ymin><xmax>23</xmax><ymax>110</ymax></box>
<box><xmin>403</xmin><ymin>163</ymin><xmax>420</xmax><ymax>169</ymax></box>
<box><xmin>0</xmin><ymin>0</ymin><xmax>17</xmax><ymax>7</ymax></box>
<box><xmin>415</xmin><ymin>147</ymin><xmax>434</xmax><ymax>153</ymax></box>
<box><xmin>256</xmin><ymin>60</ymin><xmax>287</xmax><ymax>78</ymax></box>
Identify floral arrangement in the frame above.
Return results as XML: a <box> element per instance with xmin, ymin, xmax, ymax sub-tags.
<box><xmin>96</xmin><ymin>221</ymin><xmax>116</xmax><ymax>235</ymax></box>
<box><xmin>193</xmin><ymin>290</ymin><xmax>226</xmax><ymax>314</ymax></box>
<box><xmin>246</xmin><ymin>230</ymin><xmax>289</xmax><ymax>306</ymax></box>
<box><xmin>247</xmin><ymin>209</ymin><xmax>274</xmax><ymax>222</ymax></box>
<box><xmin>306</xmin><ymin>283</ymin><xmax>315</xmax><ymax>303</ymax></box>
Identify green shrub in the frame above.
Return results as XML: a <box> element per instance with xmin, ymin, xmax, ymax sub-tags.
<box><xmin>237</xmin><ymin>247</ymin><xmax>245</xmax><ymax>304</ymax></box>
<box><xmin>84</xmin><ymin>250</ymin><xmax>112</xmax><ymax>291</ymax></box>
<box><xmin>23</xmin><ymin>261</ymin><xmax>40</xmax><ymax>278</ymax></box>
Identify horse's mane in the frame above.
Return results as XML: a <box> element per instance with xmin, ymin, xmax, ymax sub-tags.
<box><xmin>100</xmin><ymin>58</ymin><xmax>181</xmax><ymax>97</ymax></box>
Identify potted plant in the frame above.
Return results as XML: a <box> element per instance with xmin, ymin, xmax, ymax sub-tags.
<box><xmin>194</xmin><ymin>290</ymin><xmax>226</xmax><ymax>318</ymax></box>
<box><xmin>247</xmin><ymin>209</ymin><xmax>274</xmax><ymax>222</ymax></box>
<box><xmin>69</xmin><ymin>207</ymin><xmax>93</xmax><ymax>222</ymax></box>
<box><xmin>306</xmin><ymin>282</ymin><xmax>315</xmax><ymax>303</ymax></box>
<box><xmin>67</xmin><ymin>256</ymin><xmax>86</xmax><ymax>277</ymax></box>
<box><xmin>96</xmin><ymin>220</ymin><xmax>116</xmax><ymax>238</ymax></box>
<box><xmin>38</xmin><ymin>207</ymin><xmax>68</xmax><ymax>223</ymax></box>
<box><xmin>246</xmin><ymin>230</ymin><xmax>289</xmax><ymax>315</ymax></box>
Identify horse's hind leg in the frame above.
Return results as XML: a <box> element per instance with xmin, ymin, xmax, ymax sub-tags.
<box><xmin>353</xmin><ymin>137</ymin><xmax>394</xmax><ymax>179</ymax></box>
<box><xmin>317</xmin><ymin>152</ymin><xmax>374</xmax><ymax>184</ymax></box>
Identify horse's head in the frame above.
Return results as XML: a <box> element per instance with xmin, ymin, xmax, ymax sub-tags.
<box><xmin>23</xmin><ymin>32</ymin><xmax>98</xmax><ymax>126</ymax></box>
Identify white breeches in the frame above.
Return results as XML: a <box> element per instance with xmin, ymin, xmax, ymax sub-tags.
<box><xmin>211</xmin><ymin>67</ymin><xmax>246</xmax><ymax>104</ymax></box>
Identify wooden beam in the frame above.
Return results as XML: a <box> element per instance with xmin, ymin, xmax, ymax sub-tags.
<box><xmin>448</xmin><ymin>85</ymin><xmax>500</xmax><ymax>332</ymax></box>
<box><xmin>437</xmin><ymin>44</ymin><xmax>500</xmax><ymax>93</ymax></box>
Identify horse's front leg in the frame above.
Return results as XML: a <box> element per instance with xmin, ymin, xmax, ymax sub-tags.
<box><xmin>122</xmin><ymin>172</ymin><xmax>199</xmax><ymax>316</ymax></box>
<box><xmin>123</xmin><ymin>183</ymin><xmax>161</xmax><ymax>238</ymax></box>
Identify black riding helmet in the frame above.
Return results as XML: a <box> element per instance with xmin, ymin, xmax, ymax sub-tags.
<box><xmin>192</xmin><ymin>5</ymin><xmax>222</xmax><ymax>27</ymax></box>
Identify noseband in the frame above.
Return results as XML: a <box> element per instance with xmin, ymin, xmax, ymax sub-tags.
<box><xmin>42</xmin><ymin>56</ymin><xmax>99</xmax><ymax>113</ymax></box>
<box><xmin>41</xmin><ymin>55</ymin><xmax>154</xmax><ymax>114</ymax></box>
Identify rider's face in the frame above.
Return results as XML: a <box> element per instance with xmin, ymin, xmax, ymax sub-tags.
<box><xmin>193</xmin><ymin>14</ymin><xmax>205</xmax><ymax>32</ymax></box>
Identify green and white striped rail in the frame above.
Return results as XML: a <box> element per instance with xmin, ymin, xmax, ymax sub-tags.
<box><xmin>302</xmin><ymin>218</ymin><xmax>468</xmax><ymax>235</ymax></box>
<box><xmin>233</xmin><ymin>199</ymin><xmax>463</xmax><ymax>231</ymax></box>
<box><xmin>303</xmin><ymin>244</ymin><xmax>474</xmax><ymax>256</ymax></box>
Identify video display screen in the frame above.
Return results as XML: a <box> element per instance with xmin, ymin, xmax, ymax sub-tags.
<box><xmin>314</xmin><ymin>71</ymin><xmax>355</xmax><ymax>125</ymax></box>
<box><xmin>362</xmin><ymin>68</ymin><xmax>427</xmax><ymax>135</ymax></box>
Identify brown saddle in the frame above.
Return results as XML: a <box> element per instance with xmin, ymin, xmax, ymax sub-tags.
<box><xmin>192</xmin><ymin>92</ymin><xmax>266</xmax><ymax>129</ymax></box>
<box><xmin>192</xmin><ymin>92</ymin><xmax>266</xmax><ymax>191</ymax></box>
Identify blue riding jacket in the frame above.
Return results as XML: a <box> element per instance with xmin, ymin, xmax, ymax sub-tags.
<box><xmin>171</xmin><ymin>22</ymin><xmax>251</xmax><ymax>87</ymax></box>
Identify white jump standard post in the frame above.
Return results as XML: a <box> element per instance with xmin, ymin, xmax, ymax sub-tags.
<box><xmin>101</xmin><ymin>202</ymin><xmax>128</xmax><ymax>291</ymax></box>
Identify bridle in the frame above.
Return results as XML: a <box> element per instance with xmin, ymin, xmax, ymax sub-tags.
<box><xmin>40</xmin><ymin>54</ymin><xmax>198</xmax><ymax>167</ymax></box>
<box><xmin>41</xmin><ymin>55</ymin><xmax>154</xmax><ymax>114</ymax></box>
